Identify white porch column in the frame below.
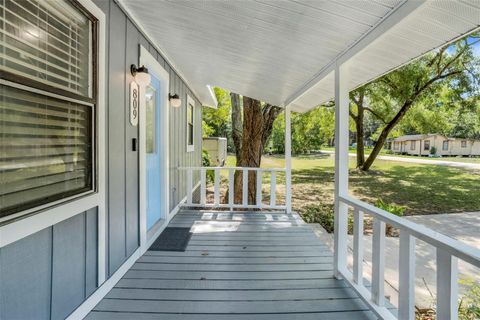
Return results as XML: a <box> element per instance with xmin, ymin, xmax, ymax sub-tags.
<box><xmin>333</xmin><ymin>63</ymin><xmax>350</xmax><ymax>278</ymax></box>
<box><xmin>285</xmin><ymin>104</ymin><xmax>292</xmax><ymax>213</ymax></box>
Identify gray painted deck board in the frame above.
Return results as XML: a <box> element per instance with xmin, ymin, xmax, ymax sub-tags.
<box><xmin>87</xmin><ymin>210</ymin><xmax>380</xmax><ymax>319</ymax></box>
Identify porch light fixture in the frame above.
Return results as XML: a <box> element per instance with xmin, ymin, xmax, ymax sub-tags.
<box><xmin>130</xmin><ymin>64</ymin><xmax>151</xmax><ymax>86</ymax></box>
<box><xmin>169</xmin><ymin>93</ymin><xmax>182</xmax><ymax>108</ymax></box>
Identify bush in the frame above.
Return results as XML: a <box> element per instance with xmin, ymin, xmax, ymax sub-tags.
<box><xmin>430</xmin><ymin>146</ymin><xmax>437</xmax><ymax>156</ymax></box>
<box><xmin>202</xmin><ymin>149</ymin><xmax>215</xmax><ymax>183</ymax></box>
<box><xmin>375</xmin><ymin>199</ymin><xmax>405</xmax><ymax>236</ymax></box>
<box><xmin>302</xmin><ymin>204</ymin><xmax>353</xmax><ymax>233</ymax></box>
<box><xmin>202</xmin><ymin>149</ymin><xmax>211</xmax><ymax>167</ymax></box>
<box><xmin>458</xmin><ymin>278</ymin><xmax>480</xmax><ymax>320</ymax></box>
<box><xmin>375</xmin><ymin>199</ymin><xmax>405</xmax><ymax>217</ymax></box>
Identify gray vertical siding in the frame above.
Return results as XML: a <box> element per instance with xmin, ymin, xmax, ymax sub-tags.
<box><xmin>0</xmin><ymin>209</ymin><xmax>98</xmax><ymax>320</ymax></box>
<box><xmin>0</xmin><ymin>0</ymin><xmax>202</xmax><ymax>318</ymax></box>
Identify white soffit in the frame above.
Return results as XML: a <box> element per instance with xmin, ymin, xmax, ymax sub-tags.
<box><xmin>120</xmin><ymin>0</ymin><xmax>480</xmax><ymax>112</ymax></box>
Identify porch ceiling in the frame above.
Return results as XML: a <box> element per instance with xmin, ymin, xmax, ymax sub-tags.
<box><xmin>119</xmin><ymin>0</ymin><xmax>480</xmax><ymax>112</ymax></box>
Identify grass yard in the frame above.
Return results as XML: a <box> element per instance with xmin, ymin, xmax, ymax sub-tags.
<box><xmin>226</xmin><ymin>154</ymin><xmax>480</xmax><ymax>216</ymax></box>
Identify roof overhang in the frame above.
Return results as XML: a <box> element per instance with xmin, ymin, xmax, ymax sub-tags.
<box><xmin>118</xmin><ymin>0</ymin><xmax>480</xmax><ymax>112</ymax></box>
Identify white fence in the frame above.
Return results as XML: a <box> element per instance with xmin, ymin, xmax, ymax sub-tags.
<box><xmin>336</xmin><ymin>194</ymin><xmax>480</xmax><ymax>320</ymax></box>
<box><xmin>178</xmin><ymin>166</ymin><xmax>287</xmax><ymax>210</ymax></box>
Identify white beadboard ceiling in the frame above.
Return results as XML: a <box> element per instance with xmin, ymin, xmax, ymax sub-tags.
<box><xmin>120</xmin><ymin>0</ymin><xmax>480</xmax><ymax>112</ymax></box>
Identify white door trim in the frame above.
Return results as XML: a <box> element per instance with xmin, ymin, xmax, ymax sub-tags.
<box><xmin>138</xmin><ymin>45</ymin><xmax>170</xmax><ymax>251</ymax></box>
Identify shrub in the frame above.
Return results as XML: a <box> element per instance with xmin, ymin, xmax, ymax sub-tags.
<box><xmin>302</xmin><ymin>204</ymin><xmax>353</xmax><ymax>233</ymax></box>
<box><xmin>202</xmin><ymin>149</ymin><xmax>215</xmax><ymax>183</ymax></box>
<box><xmin>430</xmin><ymin>146</ymin><xmax>437</xmax><ymax>156</ymax></box>
<box><xmin>458</xmin><ymin>278</ymin><xmax>480</xmax><ymax>320</ymax></box>
<box><xmin>375</xmin><ymin>199</ymin><xmax>405</xmax><ymax>236</ymax></box>
<box><xmin>375</xmin><ymin>199</ymin><xmax>405</xmax><ymax>217</ymax></box>
<box><xmin>202</xmin><ymin>149</ymin><xmax>211</xmax><ymax>167</ymax></box>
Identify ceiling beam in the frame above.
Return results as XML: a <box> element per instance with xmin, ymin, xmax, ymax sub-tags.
<box><xmin>283</xmin><ymin>0</ymin><xmax>427</xmax><ymax>107</ymax></box>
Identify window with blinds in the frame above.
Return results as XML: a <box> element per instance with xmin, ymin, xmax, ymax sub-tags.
<box><xmin>0</xmin><ymin>0</ymin><xmax>96</xmax><ymax>218</ymax></box>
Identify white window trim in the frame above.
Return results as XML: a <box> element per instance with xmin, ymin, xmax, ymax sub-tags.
<box><xmin>0</xmin><ymin>0</ymin><xmax>107</xmax><ymax>286</ymax></box>
<box><xmin>186</xmin><ymin>94</ymin><xmax>195</xmax><ymax>153</ymax></box>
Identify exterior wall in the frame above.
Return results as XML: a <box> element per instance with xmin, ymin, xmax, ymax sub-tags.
<box><xmin>0</xmin><ymin>209</ymin><xmax>98</xmax><ymax>320</ymax></box>
<box><xmin>0</xmin><ymin>0</ymin><xmax>202</xmax><ymax>319</ymax></box>
<box><xmin>94</xmin><ymin>0</ymin><xmax>202</xmax><ymax>277</ymax></box>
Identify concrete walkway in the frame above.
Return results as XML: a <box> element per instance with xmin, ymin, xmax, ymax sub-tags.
<box><xmin>313</xmin><ymin>212</ymin><xmax>480</xmax><ymax>308</ymax></box>
<box><xmin>321</xmin><ymin>150</ymin><xmax>480</xmax><ymax>170</ymax></box>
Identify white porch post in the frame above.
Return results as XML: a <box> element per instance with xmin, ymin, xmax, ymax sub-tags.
<box><xmin>285</xmin><ymin>104</ymin><xmax>292</xmax><ymax>213</ymax></box>
<box><xmin>333</xmin><ymin>63</ymin><xmax>350</xmax><ymax>278</ymax></box>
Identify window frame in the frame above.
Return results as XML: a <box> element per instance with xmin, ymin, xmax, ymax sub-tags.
<box><xmin>461</xmin><ymin>140</ymin><xmax>467</xmax><ymax>148</ymax></box>
<box><xmin>424</xmin><ymin>140</ymin><xmax>430</xmax><ymax>151</ymax></box>
<box><xmin>443</xmin><ymin>140</ymin><xmax>449</xmax><ymax>151</ymax></box>
<box><xmin>186</xmin><ymin>94</ymin><xmax>195</xmax><ymax>153</ymax></box>
<box><xmin>410</xmin><ymin>140</ymin><xmax>416</xmax><ymax>150</ymax></box>
<box><xmin>0</xmin><ymin>0</ymin><xmax>99</xmax><ymax>222</ymax></box>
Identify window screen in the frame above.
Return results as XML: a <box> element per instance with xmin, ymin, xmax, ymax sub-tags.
<box><xmin>0</xmin><ymin>0</ymin><xmax>96</xmax><ymax>218</ymax></box>
<box><xmin>187</xmin><ymin>102</ymin><xmax>194</xmax><ymax>147</ymax></box>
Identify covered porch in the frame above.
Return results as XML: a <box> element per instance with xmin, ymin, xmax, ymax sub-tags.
<box><xmin>86</xmin><ymin>209</ymin><xmax>394</xmax><ymax>319</ymax></box>
<box><xmin>85</xmin><ymin>0</ymin><xmax>480</xmax><ymax>319</ymax></box>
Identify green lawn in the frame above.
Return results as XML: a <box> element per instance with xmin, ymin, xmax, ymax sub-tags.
<box><xmin>227</xmin><ymin>154</ymin><xmax>480</xmax><ymax>216</ymax></box>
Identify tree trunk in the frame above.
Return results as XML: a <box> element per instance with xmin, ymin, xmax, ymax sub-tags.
<box><xmin>229</xmin><ymin>94</ymin><xmax>282</xmax><ymax>205</ymax></box>
<box><xmin>361</xmin><ymin>101</ymin><xmax>413</xmax><ymax>171</ymax></box>
<box><xmin>355</xmin><ymin>106</ymin><xmax>365</xmax><ymax>168</ymax></box>
<box><xmin>231</xmin><ymin>93</ymin><xmax>242</xmax><ymax>163</ymax></box>
<box><xmin>237</xmin><ymin>96</ymin><xmax>263</xmax><ymax>204</ymax></box>
<box><xmin>350</xmin><ymin>88</ymin><xmax>366</xmax><ymax>168</ymax></box>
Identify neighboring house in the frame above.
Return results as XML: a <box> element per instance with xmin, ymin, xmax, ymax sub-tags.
<box><xmin>391</xmin><ymin>134</ymin><xmax>480</xmax><ymax>156</ymax></box>
<box><xmin>0</xmin><ymin>1</ymin><xmax>479</xmax><ymax>320</ymax></box>
<box><xmin>203</xmin><ymin>137</ymin><xmax>228</xmax><ymax>166</ymax></box>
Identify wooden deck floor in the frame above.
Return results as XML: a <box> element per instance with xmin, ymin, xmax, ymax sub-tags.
<box><xmin>86</xmin><ymin>210</ymin><xmax>378</xmax><ymax>320</ymax></box>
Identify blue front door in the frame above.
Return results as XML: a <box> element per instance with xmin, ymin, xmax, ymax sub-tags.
<box><xmin>145</xmin><ymin>75</ymin><xmax>162</xmax><ymax>230</ymax></box>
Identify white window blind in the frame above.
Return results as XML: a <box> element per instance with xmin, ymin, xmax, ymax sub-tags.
<box><xmin>0</xmin><ymin>85</ymin><xmax>92</xmax><ymax>216</ymax></box>
<box><xmin>0</xmin><ymin>0</ymin><xmax>95</xmax><ymax>218</ymax></box>
<box><xmin>0</xmin><ymin>0</ymin><xmax>92</xmax><ymax>97</ymax></box>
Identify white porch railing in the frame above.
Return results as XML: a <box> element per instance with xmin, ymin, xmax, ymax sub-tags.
<box><xmin>178</xmin><ymin>166</ymin><xmax>288</xmax><ymax>210</ymax></box>
<box><xmin>335</xmin><ymin>194</ymin><xmax>480</xmax><ymax>320</ymax></box>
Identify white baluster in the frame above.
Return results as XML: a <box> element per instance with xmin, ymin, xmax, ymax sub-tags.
<box><xmin>186</xmin><ymin>168</ymin><xmax>193</xmax><ymax>205</ymax></box>
<box><xmin>256</xmin><ymin>170</ymin><xmax>262</xmax><ymax>207</ymax></box>
<box><xmin>200</xmin><ymin>168</ymin><xmax>206</xmax><ymax>205</ymax></box>
<box><xmin>214</xmin><ymin>168</ymin><xmax>220</xmax><ymax>205</ymax></box>
<box><xmin>270</xmin><ymin>171</ymin><xmax>276</xmax><ymax>207</ymax></box>
<box><xmin>436</xmin><ymin>249</ymin><xmax>458</xmax><ymax>320</ymax></box>
<box><xmin>372</xmin><ymin>218</ymin><xmax>386</xmax><ymax>306</ymax></box>
<box><xmin>228</xmin><ymin>169</ymin><xmax>234</xmax><ymax>208</ymax></box>
<box><xmin>399</xmin><ymin>230</ymin><xmax>416</xmax><ymax>320</ymax></box>
<box><xmin>242</xmin><ymin>169</ymin><xmax>248</xmax><ymax>206</ymax></box>
<box><xmin>353</xmin><ymin>208</ymin><xmax>364</xmax><ymax>284</ymax></box>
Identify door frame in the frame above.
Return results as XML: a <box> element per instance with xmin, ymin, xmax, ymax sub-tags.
<box><xmin>138</xmin><ymin>45</ymin><xmax>170</xmax><ymax>250</ymax></box>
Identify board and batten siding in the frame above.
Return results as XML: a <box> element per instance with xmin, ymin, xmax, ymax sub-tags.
<box><xmin>0</xmin><ymin>0</ymin><xmax>202</xmax><ymax>319</ymax></box>
<box><xmin>95</xmin><ymin>0</ymin><xmax>202</xmax><ymax>277</ymax></box>
<box><xmin>0</xmin><ymin>209</ymin><xmax>98</xmax><ymax>320</ymax></box>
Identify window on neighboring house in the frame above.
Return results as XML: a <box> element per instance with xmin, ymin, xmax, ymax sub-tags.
<box><xmin>461</xmin><ymin>140</ymin><xmax>467</xmax><ymax>148</ymax></box>
<box><xmin>0</xmin><ymin>0</ymin><xmax>97</xmax><ymax>218</ymax></box>
<box><xmin>443</xmin><ymin>141</ymin><xmax>449</xmax><ymax>151</ymax></box>
<box><xmin>424</xmin><ymin>140</ymin><xmax>430</xmax><ymax>151</ymax></box>
<box><xmin>410</xmin><ymin>141</ymin><xmax>416</xmax><ymax>150</ymax></box>
<box><xmin>186</xmin><ymin>94</ymin><xmax>195</xmax><ymax>152</ymax></box>
<box><xmin>393</xmin><ymin>142</ymin><xmax>399</xmax><ymax>150</ymax></box>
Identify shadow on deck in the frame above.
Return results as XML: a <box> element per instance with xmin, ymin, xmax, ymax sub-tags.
<box><xmin>86</xmin><ymin>210</ymin><xmax>379</xmax><ymax>319</ymax></box>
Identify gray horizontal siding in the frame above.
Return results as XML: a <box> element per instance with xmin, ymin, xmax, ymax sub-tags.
<box><xmin>0</xmin><ymin>208</ymin><xmax>98</xmax><ymax>320</ymax></box>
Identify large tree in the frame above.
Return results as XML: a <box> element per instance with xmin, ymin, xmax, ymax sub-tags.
<box><xmin>230</xmin><ymin>93</ymin><xmax>282</xmax><ymax>204</ymax></box>
<box><xmin>351</xmin><ymin>33</ymin><xmax>479</xmax><ymax>170</ymax></box>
